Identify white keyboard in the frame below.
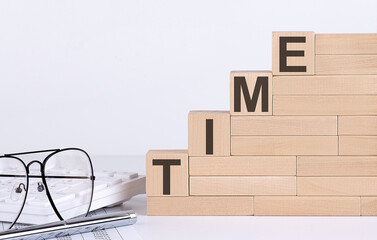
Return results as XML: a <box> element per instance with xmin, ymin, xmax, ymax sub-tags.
<box><xmin>0</xmin><ymin>170</ymin><xmax>146</xmax><ymax>225</ymax></box>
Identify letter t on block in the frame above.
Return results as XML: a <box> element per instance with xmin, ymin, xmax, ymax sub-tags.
<box><xmin>188</xmin><ymin>111</ymin><xmax>230</xmax><ymax>156</ymax></box>
<box><xmin>146</xmin><ymin>150</ymin><xmax>188</xmax><ymax>196</ymax></box>
<box><xmin>230</xmin><ymin>71</ymin><xmax>272</xmax><ymax>115</ymax></box>
<box><xmin>272</xmin><ymin>32</ymin><xmax>315</xmax><ymax>75</ymax></box>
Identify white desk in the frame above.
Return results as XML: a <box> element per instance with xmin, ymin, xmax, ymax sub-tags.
<box><xmin>92</xmin><ymin>155</ymin><xmax>377</xmax><ymax>240</ymax></box>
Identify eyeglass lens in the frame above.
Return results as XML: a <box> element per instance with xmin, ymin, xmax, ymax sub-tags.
<box><xmin>0</xmin><ymin>157</ymin><xmax>27</xmax><ymax>228</ymax></box>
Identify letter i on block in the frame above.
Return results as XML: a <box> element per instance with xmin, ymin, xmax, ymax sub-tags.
<box><xmin>272</xmin><ymin>32</ymin><xmax>315</xmax><ymax>75</ymax></box>
<box><xmin>188</xmin><ymin>111</ymin><xmax>230</xmax><ymax>156</ymax></box>
<box><xmin>230</xmin><ymin>71</ymin><xmax>272</xmax><ymax>115</ymax></box>
<box><xmin>146</xmin><ymin>150</ymin><xmax>188</xmax><ymax>196</ymax></box>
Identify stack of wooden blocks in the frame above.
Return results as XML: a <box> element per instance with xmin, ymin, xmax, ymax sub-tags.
<box><xmin>146</xmin><ymin>32</ymin><xmax>377</xmax><ymax>216</ymax></box>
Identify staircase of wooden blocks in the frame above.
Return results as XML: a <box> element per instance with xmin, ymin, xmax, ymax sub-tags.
<box><xmin>146</xmin><ymin>32</ymin><xmax>377</xmax><ymax>216</ymax></box>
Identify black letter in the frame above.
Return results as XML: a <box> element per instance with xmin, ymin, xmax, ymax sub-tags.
<box><xmin>279</xmin><ymin>36</ymin><xmax>306</xmax><ymax>72</ymax></box>
<box><xmin>206</xmin><ymin>119</ymin><xmax>213</xmax><ymax>155</ymax></box>
<box><xmin>152</xmin><ymin>159</ymin><xmax>181</xmax><ymax>195</ymax></box>
<box><xmin>234</xmin><ymin>76</ymin><xmax>269</xmax><ymax>112</ymax></box>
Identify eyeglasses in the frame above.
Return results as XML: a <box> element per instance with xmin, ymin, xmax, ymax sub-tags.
<box><xmin>0</xmin><ymin>148</ymin><xmax>95</xmax><ymax>229</ymax></box>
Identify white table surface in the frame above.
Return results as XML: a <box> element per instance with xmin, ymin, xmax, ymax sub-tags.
<box><xmin>92</xmin><ymin>155</ymin><xmax>377</xmax><ymax>240</ymax></box>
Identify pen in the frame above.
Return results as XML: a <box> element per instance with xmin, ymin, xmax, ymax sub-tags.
<box><xmin>0</xmin><ymin>210</ymin><xmax>137</xmax><ymax>240</ymax></box>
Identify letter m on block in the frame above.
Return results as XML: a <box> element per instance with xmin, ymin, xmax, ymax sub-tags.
<box><xmin>230</xmin><ymin>71</ymin><xmax>272</xmax><ymax>115</ymax></box>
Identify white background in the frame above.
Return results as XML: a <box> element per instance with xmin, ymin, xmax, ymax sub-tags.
<box><xmin>0</xmin><ymin>0</ymin><xmax>376</xmax><ymax>155</ymax></box>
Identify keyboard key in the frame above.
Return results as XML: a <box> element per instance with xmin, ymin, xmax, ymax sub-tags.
<box><xmin>113</xmin><ymin>172</ymin><xmax>138</xmax><ymax>179</ymax></box>
<box><xmin>102</xmin><ymin>178</ymin><xmax>122</xmax><ymax>186</ymax></box>
<box><xmin>95</xmin><ymin>171</ymin><xmax>115</xmax><ymax>178</ymax></box>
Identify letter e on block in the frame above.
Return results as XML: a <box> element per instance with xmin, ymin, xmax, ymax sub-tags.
<box><xmin>146</xmin><ymin>150</ymin><xmax>188</xmax><ymax>196</ymax></box>
<box><xmin>188</xmin><ymin>111</ymin><xmax>230</xmax><ymax>156</ymax></box>
<box><xmin>230</xmin><ymin>71</ymin><xmax>272</xmax><ymax>115</ymax></box>
<box><xmin>272</xmin><ymin>32</ymin><xmax>314</xmax><ymax>75</ymax></box>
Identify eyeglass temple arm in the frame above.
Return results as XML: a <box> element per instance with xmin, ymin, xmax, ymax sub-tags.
<box><xmin>0</xmin><ymin>174</ymin><xmax>95</xmax><ymax>180</ymax></box>
<box><xmin>3</xmin><ymin>149</ymin><xmax>61</xmax><ymax>157</ymax></box>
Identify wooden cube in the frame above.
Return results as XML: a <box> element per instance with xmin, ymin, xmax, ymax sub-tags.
<box><xmin>339</xmin><ymin>116</ymin><xmax>377</xmax><ymax>135</ymax></box>
<box><xmin>188</xmin><ymin>111</ymin><xmax>230</xmax><ymax>156</ymax></box>
<box><xmin>316</xmin><ymin>34</ymin><xmax>377</xmax><ymax>54</ymax></box>
<box><xmin>272</xmin><ymin>32</ymin><xmax>314</xmax><ymax>76</ymax></box>
<box><xmin>339</xmin><ymin>136</ymin><xmax>377</xmax><ymax>155</ymax></box>
<box><xmin>254</xmin><ymin>196</ymin><xmax>360</xmax><ymax>216</ymax></box>
<box><xmin>298</xmin><ymin>156</ymin><xmax>377</xmax><ymax>176</ymax></box>
<box><xmin>231</xmin><ymin>116</ymin><xmax>337</xmax><ymax>136</ymax></box>
<box><xmin>230</xmin><ymin>71</ymin><xmax>272</xmax><ymax>115</ymax></box>
<box><xmin>361</xmin><ymin>197</ymin><xmax>377</xmax><ymax>216</ymax></box>
<box><xmin>146</xmin><ymin>150</ymin><xmax>188</xmax><ymax>196</ymax></box>
<box><xmin>231</xmin><ymin>136</ymin><xmax>338</xmax><ymax>156</ymax></box>
<box><xmin>297</xmin><ymin>177</ymin><xmax>377</xmax><ymax>196</ymax></box>
<box><xmin>189</xmin><ymin>156</ymin><xmax>296</xmax><ymax>176</ymax></box>
<box><xmin>273</xmin><ymin>96</ymin><xmax>377</xmax><ymax>115</ymax></box>
<box><xmin>316</xmin><ymin>55</ymin><xmax>377</xmax><ymax>75</ymax></box>
<box><xmin>273</xmin><ymin>75</ymin><xmax>377</xmax><ymax>95</ymax></box>
<box><xmin>147</xmin><ymin>196</ymin><xmax>254</xmax><ymax>216</ymax></box>
<box><xmin>190</xmin><ymin>176</ymin><xmax>296</xmax><ymax>196</ymax></box>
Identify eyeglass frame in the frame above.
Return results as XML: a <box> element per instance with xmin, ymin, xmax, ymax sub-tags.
<box><xmin>0</xmin><ymin>148</ymin><xmax>95</xmax><ymax>229</ymax></box>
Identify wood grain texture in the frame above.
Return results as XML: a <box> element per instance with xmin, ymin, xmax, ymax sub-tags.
<box><xmin>231</xmin><ymin>116</ymin><xmax>337</xmax><ymax>136</ymax></box>
<box><xmin>297</xmin><ymin>177</ymin><xmax>377</xmax><ymax>196</ymax></box>
<box><xmin>339</xmin><ymin>136</ymin><xmax>377</xmax><ymax>155</ymax></box>
<box><xmin>147</xmin><ymin>196</ymin><xmax>254</xmax><ymax>216</ymax></box>
<box><xmin>298</xmin><ymin>156</ymin><xmax>377</xmax><ymax>176</ymax></box>
<box><xmin>188</xmin><ymin>111</ymin><xmax>230</xmax><ymax>157</ymax></box>
<box><xmin>316</xmin><ymin>55</ymin><xmax>377</xmax><ymax>75</ymax></box>
<box><xmin>361</xmin><ymin>197</ymin><xmax>377</xmax><ymax>216</ymax></box>
<box><xmin>189</xmin><ymin>156</ymin><xmax>296</xmax><ymax>176</ymax></box>
<box><xmin>231</xmin><ymin>136</ymin><xmax>338</xmax><ymax>156</ymax></box>
<box><xmin>316</xmin><ymin>34</ymin><xmax>377</xmax><ymax>55</ymax></box>
<box><xmin>273</xmin><ymin>75</ymin><xmax>377</xmax><ymax>95</ymax></box>
<box><xmin>273</xmin><ymin>96</ymin><xmax>377</xmax><ymax>115</ymax></box>
<box><xmin>230</xmin><ymin>71</ymin><xmax>272</xmax><ymax>116</ymax></box>
<box><xmin>146</xmin><ymin>150</ymin><xmax>188</xmax><ymax>196</ymax></box>
<box><xmin>190</xmin><ymin>176</ymin><xmax>296</xmax><ymax>196</ymax></box>
<box><xmin>338</xmin><ymin>116</ymin><xmax>377</xmax><ymax>135</ymax></box>
<box><xmin>254</xmin><ymin>196</ymin><xmax>360</xmax><ymax>216</ymax></box>
<box><xmin>272</xmin><ymin>32</ymin><xmax>314</xmax><ymax>75</ymax></box>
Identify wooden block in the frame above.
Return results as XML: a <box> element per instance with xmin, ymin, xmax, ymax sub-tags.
<box><xmin>231</xmin><ymin>116</ymin><xmax>337</xmax><ymax>136</ymax></box>
<box><xmin>189</xmin><ymin>156</ymin><xmax>296</xmax><ymax>176</ymax></box>
<box><xmin>230</xmin><ymin>71</ymin><xmax>272</xmax><ymax>116</ymax></box>
<box><xmin>147</xmin><ymin>196</ymin><xmax>253</xmax><ymax>216</ymax></box>
<box><xmin>339</xmin><ymin>116</ymin><xmax>377</xmax><ymax>135</ymax></box>
<box><xmin>188</xmin><ymin>111</ymin><xmax>230</xmax><ymax>156</ymax></box>
<box><xmin>231</xmin><ymin>136</ymin><xmax>338</xmax><ymax>156</ymax></box>
<box><xmin>316</xmin><ymin>55</ymin><xmax>377</xmax><ymax>75</ymax></box>
<box><xmin>272</xmin><ymin>32</ymin><xmax>314</xmax><ymax>76</ymax></box>
<box><xmin>273</xmin><ymin>96</ymin><xmax>377</xmax><ymax>115</ymax></box>
<box><xmin>316</xmin><ymin>34</ymin><xmax>377</xmax><ymax>55</ymax></box>
<box><xmin>339</xmin><ymin>136</ymin><xmax>377</xmax><ymax>155</ymax></box>
<box><xmin>361</xmin><ymin>197</ymin><xmax>377</xmax><ymax>216</ymax></box>
<box><xmin>190</xmin><ymin>176</ymin><xmax>296</xmax><ymax>196</ymax></box>
<box><xmin>298</xmin><ymin>156</ymin><xmax>377</xmax><ymax>176</ymax></box>
<box><xmin>297</xmin><ymin>177</ymin><xmax>377</xmax><ymax>196</ymax></box>
<box><xmin>146</xmin><ymin>150</ymin><xmax>188</xmax><ymax>196</ymax></box>
<box><xmin>254</xmin><ymin>196</ymin><xmax>360</xmax><ymax>216</ymax></box>
<box><xmin>273</xmin><ymin>75</ymin><xmax>377</xmax><ymax>95</ymax></box>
